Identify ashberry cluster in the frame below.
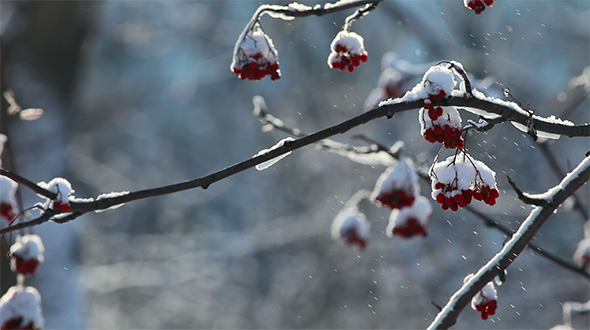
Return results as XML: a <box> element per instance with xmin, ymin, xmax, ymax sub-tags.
<box><xmin>9</xmin><ymin>235</ymin><xmax>45</xmax><ymax>277</ymax></box>
<box><xmin>387</xmin><ymin>196</ymin><xmax>432</xmax><ymax>239</ymax></box>
<box><xmin>420</xmin><ymin>104</ymin><xmax>464</xmax><ymax>149</ymax></box>
<box><xmin>0</xmin><ymin>286</ymin><xmax>43</xmax><ymax>330</ymax></box>
<box><xmin>431</xmin><ymin>155</ymin><xmax>499</xmax><ymax>211</ymax></box>
<box><xmin>331</xmin><ymin>207</ymin><xmax>370</xmax><ymax>250</ymax></box>
<box><xmin>474</xmin><ymin>298</ymin><xmax>497</xmax><ymax>320</ymax></box>
<box><xmin>0</xmin><ymin>176</ymin><xmax>18</xmax><ymax>221</ymax></box>
<box><xmin>465</xmin><ymin>0</ymin><xmax>494</xmax><ymax>14</ymax></box>
<box><xmin>371</xmin><ymin>159</ymin><xmax>419</xmax><ymax>210</ymax></box>
<box><xmin>38</xmin><ymin>177</ymin><xmax>74</xmax><ymax>213</ymax></box>
<box><xmin>391</xmin><ymin>218</ymin><xmax>427</xmax><ymax>238</ymax></box>
<box><xmin>327</xmin><ymin>31</ymin><xmax>368</xmax><ymax>72</ymax></box>
<box><xmin>231</xmin><ymin>27</ymin><xmax>281</xmax><ymax>81</ymax></box>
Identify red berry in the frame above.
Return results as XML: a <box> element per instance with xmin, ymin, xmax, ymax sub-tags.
<box><xmin>11</xmin><ymin>256</ymin><xmax>41</xmax><ymax>276</ymax></box>
<box><xmin>1</xmin><ymin>202</ymin><xmax>16</xmax><ymax>221</ymax></box>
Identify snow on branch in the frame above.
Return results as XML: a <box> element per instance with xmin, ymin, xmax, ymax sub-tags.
<box><xmin>428</xmin><ymin>155</ymin><xmax>590</xmax><ymax>330</ymax></box>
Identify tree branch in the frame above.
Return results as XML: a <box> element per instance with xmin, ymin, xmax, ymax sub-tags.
<box><xmin>1</xmin><ymin>92</ymin><xmax>588</xmax><ymax>234</ymax></box>
<box><xmin>428</xmin><ymin>155</ymin><xmax>590</xmax><ymax>329</ymax></box>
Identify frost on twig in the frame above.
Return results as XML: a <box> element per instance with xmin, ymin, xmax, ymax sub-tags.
<box><xmin>253</xmin><ymin>137</ymin><xmax>295</xmax><ymax>170</ymax></box>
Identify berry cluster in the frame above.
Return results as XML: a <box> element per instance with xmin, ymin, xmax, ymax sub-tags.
<box><xmin>340</xmin><ymin>226</ymin><xmax>368</xmax><ymax>249</ymax></box>
<box><xmin>0</xmin><ymin>286</ymin><xmax>43</xmax><ymax>330</ymax></box>
<box><xmin>373</xmin><ymin>189</ymin><xmax>415</xmax><ymax>210</ymax></box>
<box><xmin>434</xmin><ymin>182</ymin><xmax>473</xmax><ymax>211</ymax></box>
<box><xmin>465</xmin><ymin>0</ymin><xmax>494</xmax><ymax>14</ymax></box>
<box><xmin>328</xmin><ymin>31</ymin><xmax>368</xmax><ymax>73</ymax></box>
<box><xmin>420</xmin><ymin>104</ymin><xmax>464</xmax><ymax>149</ymax></box>
<box><xmin>387</xmin><ymin>196</ymin><xmax>432</xmax><ymax>239</ymax></box>
<box><xmin>431</xmin><ymin>155</ymin><xmax>499</xmax><ymax>211</ymax></box>
<box><xmin>0</xmin><ymin>176</ymin><xmax>18</xmax><ymax>222</ymax></box>
<box><xmin>391</xmin><ymin>217</ymin><xmax>427</xmax><ymax>238</ymax></box>
<box><xmin>371</xmin><ymin>160</ymin><xmax>419</xmax><ymax>210</ymax></box>
<box><xmin>52</xmin><ymin>200</ymin><xmax>71</xmax><ymax>212</ymax></box>
<box><xmin>423</xmin><ymin>123</ymin><xmax>464</xmax><ymax>149</ymax></box>
<box><xmin>331</xmin><ymin>208</ymin><xmax>370</xmax><ymax>250</ymax></box>
<box><xmin>9</xmin><ymin>235</ymin><xmax>44</xmax><ymax>277</ymax></box>
<box><xmin>474</xmin><ymin>298</ymin><xmax>497</xmax><ymax>320</ymax></box>
<box><xmin>231</xmin><ymin>27</ymin><xmax>281</xmax><ymax>81</ymax></box>
<box><xmin>232</xmin><ymin>55</ymin><xmax>280</xmax><ymax>81</ymax></box>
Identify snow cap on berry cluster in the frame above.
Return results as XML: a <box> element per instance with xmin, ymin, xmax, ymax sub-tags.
<box><xmin>431</xmin><ymin>155</ymin><xmax>497</xmax><ymax>195</ymax></box>
<box><xmin>391</xmin><ymin>65</ymin><xmax>456</xmax><ymax>104</ymax></box>
<box><xmin>386</xmin><ymin>196</ymin><xmax>432</xmax><ymax>239</ymax></box>
<box><xmin>370</xmin><ymin>159</ymin><xmax>419</xmax><ymax>209</ymax></box>
<box><xmin>10</xmin><ymin>235</ymin><xmax>45</xmax><ymax>264</ymax></box>
<box><xmin>465</xmin><ymin>273</ymin><xmax>498</xmax><ymax>320</ymax></box>
<box><xmin>327</xmin><ymin>30</ymin><xmax>368</xmax><ymax>72</ymax></box>
<box><xmin>0</xmin><ymin>286</ymin><xmax>44</xmax><ymax>330</ymax></box>
<box><xmin>38</xmin><ymin>177</ymin><xmax>74</xmax><ymax>210</ymax></box>
<box><xmin>0</xmin><ymin>176</ymin><xmax>18</xmax><ymax>220</ymax></box>
<box><xmin>331</xmin><ymin>207</ymin><xmax>370</xmax><ymax>250</ymax></box>
<box><xmin>573</xmin><ymin>238</ymin><xmax>590</xmax><ymax>272</ymax></box>
<box><xmin>231</xmin><ymin>25</ymin><xmax>281</xmax><ymax>80</ymax></box>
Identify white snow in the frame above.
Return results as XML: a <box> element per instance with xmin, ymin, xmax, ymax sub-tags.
<box><xmin>371</xmin><ymin>158</ymin><xmax>419</xmax><ymax>201</ymax></box>
<box><xmin>287</xmin><ymin>2</ymin><xmax>312</xmax><ymax>11</ymax></box>
<box><xmin>329</xmin><ymin>30</ymin><xmax>366</xmax><ymax>55</ymax></box>
<box><xmin>95</xmin><ymin>191</ymin><xmax>129</xmax><ymax>213</ymax></box>
<box><xmin>523</xmin><ymin>156</ymin><xmax>590</xmax><ymax>202</ymax></box>
<box><xmin>37</xmin><ymin>177</ymin><xmax>74</xmax><ymax>204</ymax></box>
<box><xmin>254</xmin><ymin>137</ymin><xmax>295</xmax><ymax>171</ymax></box>
<box><xmin>0</xmin><ymin>134</ymin><xmax>7</xmax><ymax>167</ymax></box>
<box><xmin>10</xmin><ymin>234</ymin><xmax>45</xmax><ymax>262</ymax></box>
<box><xmin>0</xmin><ymin>286</ymin><xmax>44</xmax><ymax>329</ymax></box>
<box><xmin>380</xmin><ymin>64</ymin><xmax>456</xmax><ymax>105</ymax></box>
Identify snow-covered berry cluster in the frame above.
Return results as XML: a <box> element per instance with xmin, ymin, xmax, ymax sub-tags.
<box><xmin>38</xmin><ymin>177</ymin><xmax>74</xmax><ymax>212</ymax></box>
<box><xmin>420</xmin><ymin>104</ymin><xmax>464</xmax><ymax>149</ymax></box>
<box><xmin>0</xmin><ymin>176</ymin><xmax>18</xmax><ymax>221</ymax></box>
<box><xmin>387</xmin><ymin>196</ymin><xmax>432</xmax><ymax>239</ymax></box>
<box><xmin>464</xmin><ymin>0</ymin><xmax>494</xmax><ymax>15</ymax></box>
<box><xmin>371</xmin><ymin>159</ymin><xmax>419</xmax><ymax>210</ymax></box>
<box><xmin>0</xmin><ymin>286</ymin><xmax>43</xmax><ymax>330</ymax></box>
<box><xmin>469</xmin><ymin>278</ymin><xmax>498</xmax><ymax>320</ymax></box>
<box><xmin>331</xmin><ymin>207</ymin><xmax>370</xmax><ymax>250</ymax></box>
<box><xmin>327</xmin><ymin>31</ymin><xmax>368</xmax><ymax>72</ymax></box>
<box><xmin>431</xmin><ymin>154</ymin><xmax>499</xmax><ymax>211</ymax></box>
<box><xmin>573</xmin><ymin>222</ymin><xmax>590</xmax><ymax>272</ymax></box>
<box><xmin>231</xmin><ymin>26</ymin><xmax>281</xmax><ymax>81</ymax></box>
<box><xmin>9</xmin><ymin>235</ymin><xmax>45</xmax><ymax>277</ymax></box>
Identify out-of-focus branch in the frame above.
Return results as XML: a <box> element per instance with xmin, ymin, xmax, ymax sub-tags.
<box><xmin>428</xmin><ymin>156</ymin><xmax>590</xmax><ymax>329</ymax></box>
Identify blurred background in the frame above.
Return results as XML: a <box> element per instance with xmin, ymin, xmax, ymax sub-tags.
<box><xmin>1</xmin><ymin>1</ymin><xmax>588</xmax><ymax>329</ymax></box>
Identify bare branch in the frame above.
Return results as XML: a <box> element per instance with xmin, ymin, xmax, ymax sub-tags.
<box><xmin>428</xmin><ymin>155</ymin><xmax>590</xmax><ymax>329</ymax></box>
